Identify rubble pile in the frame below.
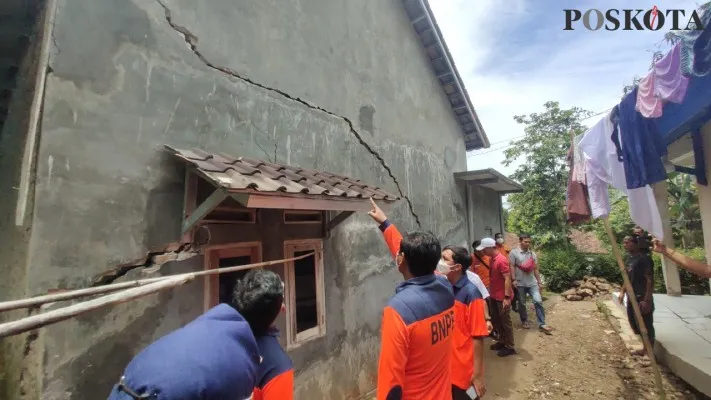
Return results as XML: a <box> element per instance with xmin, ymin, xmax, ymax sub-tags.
<box><xmin>562</xmin><ymin>276</ymin><xmax>621</xmax><ymax>301</ymax></box>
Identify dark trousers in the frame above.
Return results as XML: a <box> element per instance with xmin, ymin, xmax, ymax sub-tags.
<box><xmin>490</xmin><ymin>299</ymin><xmax>514</xmax><ymax>348</ymax></box>
<box><xmin>452</xmin><ymin>385</ymin><xmax>473</xmax><ymax>400</ymax></box>
<box><xmin>486</xmin><ymin>297</ymin><xmax>498</xmax><ymax>336</ymax></box>
<box><xmin>627</xmin><ymin>303</ymin><xmax>655</xmax><ymax>345</ymax></box>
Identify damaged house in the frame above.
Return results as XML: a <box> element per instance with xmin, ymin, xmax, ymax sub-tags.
<box><xmin>0</xmin><ymin>0</ymin><xmax>520</xmax><ymax>398</ymax></box>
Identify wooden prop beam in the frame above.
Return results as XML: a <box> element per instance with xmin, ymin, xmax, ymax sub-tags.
<box><xmin>0</xmin><ymin>275</ymin><xmax>193</xmax><ymax>339</ymax></box>
<box><xmin>0</xmin><ymin>253</ymin><xmax>314</xmax><ymax>313</ymax></box>
<box><xmin>604</xmin><ymin>219</ymin><xmax>666</xmax><ymax>400</ymax></box>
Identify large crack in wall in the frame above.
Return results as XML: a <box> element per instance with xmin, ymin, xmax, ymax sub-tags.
<box><xmin>91</xmin><ymin>243</ymin><xmax>198</xmax><ymax>286</ymax></box>
<box><xmin>154</xmin><ymin>0</ymin><xmax>422</xmax><ymax>228</ymax></box>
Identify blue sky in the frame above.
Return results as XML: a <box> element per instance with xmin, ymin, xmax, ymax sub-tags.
<box><xmin>429</xmin><ymin>0</ymin><xmax>700</xmax><ymax>176</ymax></box>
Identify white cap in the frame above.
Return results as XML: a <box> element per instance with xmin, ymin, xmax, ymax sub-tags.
<box><xmin>476</xmin><ymin>238</ymin><xmax>496</xmax><ymax>251</ymax></box>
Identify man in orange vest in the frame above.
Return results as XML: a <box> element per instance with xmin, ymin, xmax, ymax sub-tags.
<box><xmin>367</xmin><ymin>199</ymin><xmax>455</xmax><ymax>400</ymax></box>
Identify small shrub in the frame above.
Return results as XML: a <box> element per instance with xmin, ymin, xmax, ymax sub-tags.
<box><xmin>538</xmin><ymin>246</ymin><xmax>621</xmax><ymax>292</ymax></box>
<box><xmin>652</xmin><ymin>248</ymin><xmax>709</xmax><ymax>295</ymax></box>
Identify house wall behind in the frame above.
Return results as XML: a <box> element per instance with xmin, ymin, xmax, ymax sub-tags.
<box><xmin>467</xmin><ymin>185</ymin><xmax>504</xmax><ymax>243</ymax></box>
<box><xmin>27</xmin><ymin>0</ymin><xmax>470</xmax><ymax>398</ymax></box>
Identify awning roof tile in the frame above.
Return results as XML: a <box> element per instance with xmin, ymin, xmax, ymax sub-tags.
<box><xmin>166</xmin><ymin>145</ymin><xmax>400</xmax><ymax>202</ymax></box>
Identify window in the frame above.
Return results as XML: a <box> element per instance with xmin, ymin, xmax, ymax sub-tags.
<box><xmin>283</xmin><ymin>210</ymin><xmax>323</xmax><ymax>224</ymax></box>
<box><xmin>284</xmin><ymin>239</ymin><xmax>326</xmax><ymax>348</ymax></box>
<box><xmin>204</xmin><ymin>243</ymin><xmax>262</xmax><ymax>310</ymax></box>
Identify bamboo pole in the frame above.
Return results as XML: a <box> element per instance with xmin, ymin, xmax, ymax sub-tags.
<box><xmin>603</xmin><ymin>219</ymin><xmax>666</xmax><ymax>400</ymax></box>
<box><xmin>0</xmin><ymin>252</ymin><xmax>314</xmax><ymax>313</ymax></box>
<box><xmin>0</xmin><ymin>275</ymin><xmax>193</xmax><ymax>339</ymax></box>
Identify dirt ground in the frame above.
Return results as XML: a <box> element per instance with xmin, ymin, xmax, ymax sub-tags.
<box><xmin>483</xmin><ymin>296</ymin><xmax>709</xmax><ymax>400</ymax></box>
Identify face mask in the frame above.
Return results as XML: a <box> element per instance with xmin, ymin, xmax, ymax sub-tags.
<box><xmin>437</xmin><ymin>259</ymin><xmax>452</xmax><ymax>274</ymax></box>
<box><xmin>496</xmin><ymin>238</ymin><xmax>504</xmax><ymax>244</ymax></box>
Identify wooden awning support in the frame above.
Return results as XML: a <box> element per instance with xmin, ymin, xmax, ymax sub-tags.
<box><xmin>181</xmin><ymin>185</ymin><xmax>248</xmax><ymax>235</ymax></box>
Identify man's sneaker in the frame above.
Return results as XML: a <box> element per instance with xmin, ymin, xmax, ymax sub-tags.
<box><xmin>490</xmin><ymin>342</ymin><xmax>505</xmax><ymax>351</ymax></box>
<box><xmin>497</xmin><ymin>347</ymin><xmax>517</xmax><ymax>357</ymax></box>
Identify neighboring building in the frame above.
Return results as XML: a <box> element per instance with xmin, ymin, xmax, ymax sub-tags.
<box><xmin>0</xmin><ymin>1</ymin><xmax>510</xmax><ymax>399</ymax></box>
<box><xmin>455</xmin><ymin>168</ymin><xmax>524</xmax><ymax>241</ymax></box>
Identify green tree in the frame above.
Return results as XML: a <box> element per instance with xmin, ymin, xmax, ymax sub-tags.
<box><xmin>504</xmin><ymin>101</ymin><xmax>592</xmax><ymax>248</ymax></box>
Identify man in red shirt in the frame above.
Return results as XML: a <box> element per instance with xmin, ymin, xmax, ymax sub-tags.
<box><xmin>478</xmin><ymin>238</ymin><xmax>516</xmax><ymax>357</ymax></box>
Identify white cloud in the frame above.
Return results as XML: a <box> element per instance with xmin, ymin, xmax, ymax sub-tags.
<box><xmin>429</xmin><ymin>0</ymin><xmax>699</xmax><ymax>176</ymax></box>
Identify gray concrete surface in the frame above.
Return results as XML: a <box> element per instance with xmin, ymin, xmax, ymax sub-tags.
<box><xmin>0</xmin><ymin>0</ymin><xmax>501</xmax><ymax>399</ymax></box>
<box><xmin>611</xmin><ymin>293</ymin><xmax>711</xmax><ymax>397</ymax></box>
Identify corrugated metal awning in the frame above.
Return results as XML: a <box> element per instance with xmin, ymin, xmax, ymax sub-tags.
<box><xmin>454</xmin><ymin>168</ymin><xmax>524</xmax><ymax>194</ymax></box>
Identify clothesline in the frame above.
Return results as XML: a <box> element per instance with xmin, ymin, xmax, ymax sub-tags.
<box><xmin>466</xmin><ymin>107</ymin><xmax>615</xmax><ymax>158</ymax></box>
<box><xmin>471</xmin><ymin>108</ymin><xmax>615</xmax><ymax>159</ymax></box>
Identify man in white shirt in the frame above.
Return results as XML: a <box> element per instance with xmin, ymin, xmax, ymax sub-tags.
<box><xmin>466</xmin><ymin>269</ymin><xmax>493</xmax><ymax>335</ymax></box>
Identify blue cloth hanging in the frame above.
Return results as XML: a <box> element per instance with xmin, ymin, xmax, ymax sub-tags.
<box><xmin>617</xmin><ymin>88</ymin><xmax>668</xmax><ymax>189</ymax></box>
<box><xmin>693</xmin><ymin>17</ymin><xmax>711</xmax><ymax>75</ymax></box>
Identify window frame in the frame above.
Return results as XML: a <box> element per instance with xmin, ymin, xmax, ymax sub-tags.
<box><xmin>283</xmin><ymin>239</ymin><xmax>326</xmax><ymax>349</ymax></box>
<box><xmin>203</xmin><ymin>242</ymin><xmax>263</xmax><ymax>312</ymax></box>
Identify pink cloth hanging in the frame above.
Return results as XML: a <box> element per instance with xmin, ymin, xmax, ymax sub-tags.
<box><xmin>653</xmin><ymin>43</ymin><xmax>689</xmax><ymax>104</ymax></box>
<box><xmin>636</xmin><ymin>43</ymin><xmax>690</xmax><ymax>118</ymax></box>
<box><xmin>636</xmin><ymin>72</ymin><xmax>663</xmax><ymax>118</ymax></box>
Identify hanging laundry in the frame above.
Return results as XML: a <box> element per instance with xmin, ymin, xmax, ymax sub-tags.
<box><xmin>618</xmin><ymin>87</ymin><xmax>668</xmax><ymax>190</ymax></box>
<box><xmin>653</xmin><ymin>43</ymin><xmax>689</xmax><ymax>104</ymax></box>
<box><xmin>580</xmin><ymin>116</ymin><xmax>621</xmax><ymax>218</ymax></box>
<box><xmin>665</xmin><ymin>3</ymin><xmax>711</xmax><ymax>76</ymax></box>
<box><xmin>693</xmin><ymin>16</ymin><xmax>711</xmax><ymax>75</ymax></box>
<box><xmin>636</xmin><ymin>72</ymin><xmax>663</xmax><ymax>118</ymax></box>
<box><xmin>572</xmin><ymin>133</ymin><xmax>587</xmax><ymax>183</ymax></box>
<box><xmin>566</xmin><ymin>142</ymin><xmax>591</xmax><ymax>224</ymax></box>
<box><xmin>579</xmin><ymin>115</ymin><xmax>664</xmax><ymax>239</ymax></box>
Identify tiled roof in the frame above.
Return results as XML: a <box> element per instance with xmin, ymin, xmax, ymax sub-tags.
<box><xmin>165</xmin><ymin>145</ymin><xmax>400</xmax><ymax>201</ymax></box>
<box><xmin>401</xmin><ymin>0</ymin><xmax>489</xmax><ymax>151</ymax></box>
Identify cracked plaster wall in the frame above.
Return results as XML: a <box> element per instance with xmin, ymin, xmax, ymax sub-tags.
<box><xmin>22</xmin><ymin>0</ymin><xmax>473</xmax><ymax>398</ymax></box>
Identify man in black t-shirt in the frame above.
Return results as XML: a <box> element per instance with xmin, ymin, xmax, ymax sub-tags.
<box><xmin>618</xmin><ymin>235</ymin><xmax>655</xmax><ymax>348</ymax></box>
<box><xmin>633</xmin><ymin>226</ymin><xmax>653</xmax><ymax>258</ymax></box>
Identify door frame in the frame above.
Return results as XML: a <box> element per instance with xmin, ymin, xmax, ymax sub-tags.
<box><xmin>203</xmin><ymin>242</ymin><xmax>262</xmax><ymax>311</ymax></box>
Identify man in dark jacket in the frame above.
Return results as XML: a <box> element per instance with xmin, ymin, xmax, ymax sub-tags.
<box><xmin>107</xmin><ymin>295</ymin><xmax>261</xmax><ymax>399</ymax></box>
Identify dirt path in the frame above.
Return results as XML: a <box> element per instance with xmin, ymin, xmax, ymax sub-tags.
<box><xmin>483</xmin><ymin>296</ymin><xmax>706</xmax><ymax>399</ymax></box>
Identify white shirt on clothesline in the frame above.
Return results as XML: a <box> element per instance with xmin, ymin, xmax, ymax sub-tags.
<box><xmin>579</xmin><ymin>115</ymin><xmax>665</xmax><ymax>239</ymax></box>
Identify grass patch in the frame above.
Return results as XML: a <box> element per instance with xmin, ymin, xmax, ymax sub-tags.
<box><xmin>596</xmin><ymin>299</ymin><xmax>611</xmax><ymax>318</ymax></box>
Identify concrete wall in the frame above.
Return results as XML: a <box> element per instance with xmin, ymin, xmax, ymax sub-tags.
<box><xmin>466</xmin><ymin>184</ymin><xmax>504</xmax><ymax>243</ymax></box>
<box><xmin>19</xmin><ymin>0</ymin><xmax>472</xmax><ymax>398</ymax></box>
<box><xmin>0</xmin><ymin>5</ymin><xmax>45</xmax><ymax>398</ymax></box>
